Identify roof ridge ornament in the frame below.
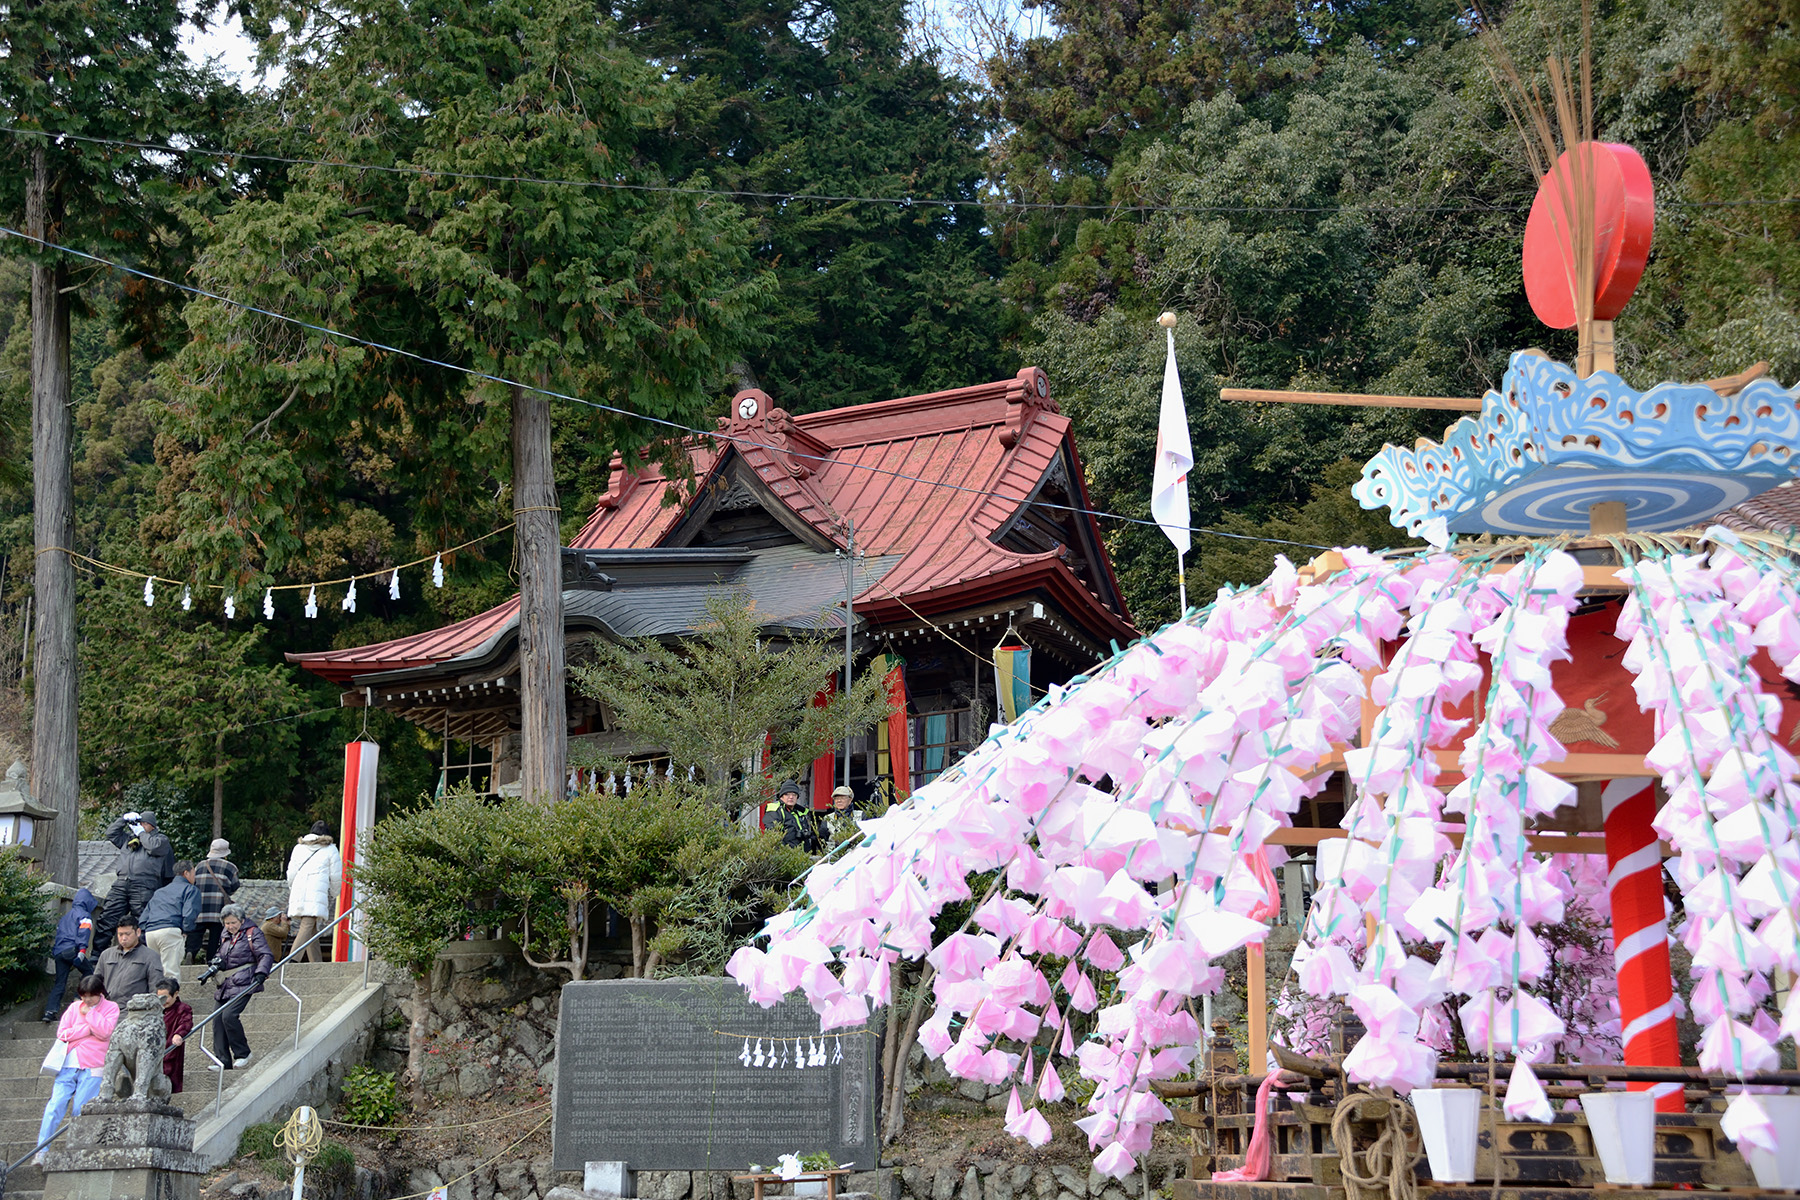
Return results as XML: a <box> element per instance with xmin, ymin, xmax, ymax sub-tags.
<box><xmin>1000</xmin><ymin>367</ymin><xmax>1055</xmax><ymax>448</ymax></box>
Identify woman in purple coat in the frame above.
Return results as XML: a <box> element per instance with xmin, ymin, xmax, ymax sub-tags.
<box><xmin>208</xmin><ymin>905</ymin><xmax>272</xmax><ymax>1070</ymax></box>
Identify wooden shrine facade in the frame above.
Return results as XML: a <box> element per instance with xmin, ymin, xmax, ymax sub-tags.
<box><xmin>288</xmin><ymin>368</ymin><xmax>1137</xmax><ymax>800</ymax></box>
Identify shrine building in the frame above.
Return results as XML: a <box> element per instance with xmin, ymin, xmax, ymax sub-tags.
<box><xmin>288</xmin><ymin>368</ymin><xmax>1136</xmax><ymax>807</ymax></box>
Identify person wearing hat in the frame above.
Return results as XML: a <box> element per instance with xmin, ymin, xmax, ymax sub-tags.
<box><xmin>764</xmin><ymin>781</ymin><xmax>823</xmax><ymax>854</ymax></box>
<box><xmin>94</xmin><ymin>809</ymin><xmax>175</xmax><ymax>951</ymax></box>
<box><xmin>285</xmin><ymin>821</ymin><xmax>342</xmax><ymax>963</ymax></box>
<box><xmin>823</xmin><ymin>784</ymin><xmax>861</xmax><ymax>847</ymax></box>
<box><xmin>189</xmin><ymin>839</ymin><xmax>242</xmax><ymax>964</ymax></box>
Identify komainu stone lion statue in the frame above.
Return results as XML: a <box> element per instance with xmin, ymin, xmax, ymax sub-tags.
<box><xmin>102</xmin><ymin>992</ymin><xmax>171</xmax><ymax>1104</ymax></box>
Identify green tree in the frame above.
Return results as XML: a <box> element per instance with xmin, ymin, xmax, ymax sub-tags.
<box><xmin>503</xmin><ymin>778</ymin><xmax>807</xmax><ymax>979</ymax></box>
<box><xmin>0</xmin><ymin>0</ymin><xmax>229</xmax><ymax>884</ymax></box>
<box><xmin>358</xmin><ymin>784</ymin><xmax>808</xmax><ymax>1099</ymax></box>
<box><xmin>77</xmin><ymin>579</ymin><xmax>308</xmax><ymax>833</ymax></box>
<box><xmin>0</xmin><ymin>849</ymin><xmax>51</xmax><ymax>1004</ymax></box>
<box><xmin>569</xmin><ymin>592</ymin><xmax>894</xmax><ymax>811</ymax></box>
<box><xmin>165</xmin><ymin>0</ymin><xmax>774</xmax><ymax>804</ymax></box>
<box><xmin>615</xmin><ymin>0</ymin><xmax>1007</xmax><ymax>408</ymax></box>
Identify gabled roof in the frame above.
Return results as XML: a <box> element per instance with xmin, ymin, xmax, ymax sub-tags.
<box><xmin>291</xmin><ymin>368</ymin><xmax>1135</xmax><ymax>686</ymax></box>
<box><xmin>575</xmin><ymin>367</ymin><xmax>1132</xmax><ymax>634</ymax></box>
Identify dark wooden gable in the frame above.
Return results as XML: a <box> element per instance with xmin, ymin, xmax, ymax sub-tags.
<box><xmin>992</xmin><ymin>445</ymin><xmax>1126</xmax><ymax>615</ymax></box>
<box><xmin>661</xmin><ymin>452</ymin><xmax>834</xmax><ymax>552</ymax></box>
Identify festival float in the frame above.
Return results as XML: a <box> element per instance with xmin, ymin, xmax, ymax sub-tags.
<box><xmin>727</xmin><ymin>40</ymin><xmax>1800</xmax><ymax>1200</ymax></box>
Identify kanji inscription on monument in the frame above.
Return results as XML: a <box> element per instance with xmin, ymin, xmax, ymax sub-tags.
<box><xmin>552</xmin><ymin>978</ymin><xmax>879</xmax><ymax>1171</ymax></box>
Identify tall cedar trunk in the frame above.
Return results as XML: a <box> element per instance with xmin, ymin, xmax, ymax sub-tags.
<box><xmin>511</xmin><ymin>384</ymin><xmax>567</xmax><ymax>802</ymax></box>
<box><xmin>213</xmin><ymin>729</ymin><xmax>226</xmax><ymax>840</ymax></box>
<box><xmin>28</xmin><ymin>144</ymin><xmax>78</xmax><ymax>886</ymax></box>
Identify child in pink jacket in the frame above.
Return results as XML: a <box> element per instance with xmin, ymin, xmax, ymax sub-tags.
<box><xmin>35</xmin><ymin>975</ymin><xmax>119</xmax><ymax>1161</ymax></box>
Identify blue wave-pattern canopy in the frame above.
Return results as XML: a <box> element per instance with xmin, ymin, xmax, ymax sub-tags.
<box><xmin>1354</xmin><ymin>351</ymin><xmax>1800</xmax><ymax>536</ymax></box>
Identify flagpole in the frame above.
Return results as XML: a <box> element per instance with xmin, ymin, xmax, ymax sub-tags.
<box><xmin>1153</xmin><ymin>311</ymin><xmax>1193</xmax><ymax>618</ymax></box>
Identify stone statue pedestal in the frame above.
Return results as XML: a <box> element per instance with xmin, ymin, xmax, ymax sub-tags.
<box><xmin>41</xmin><ymin>1098</ymin><xmax>207</xmax><ymax>1200</ymax></box>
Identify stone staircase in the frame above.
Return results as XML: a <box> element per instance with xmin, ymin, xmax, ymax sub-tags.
<box><xmin>0</xmin><ymin>960</ymin><xmax>371</xmax><ymax>1199</ymax></box>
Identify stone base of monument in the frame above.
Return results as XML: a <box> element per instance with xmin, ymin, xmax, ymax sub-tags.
<box><xmin>40</xmin><ymin>1098</ymin><xmax>208</xmax><ymax>1200</ymax></box>
<box><xmin>587</xmin><ymin>1161</ymin><xmax>635</xmax><ymax>1196</ymax></box>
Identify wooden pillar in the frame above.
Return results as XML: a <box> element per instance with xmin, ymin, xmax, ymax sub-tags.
<box><xmin>512</xmin><ymin>384</ymin><xmax>567</xmax><ymax>803</ymax></box>
<box><xmin>1246</xmin><ymin>942</ymin><xmax>1267</xmax><ymax>1074</ymax></box>
<box><xmin>28</xmin><ymin>143</ymin><xmax>78</xmax><ymax>886</ymax></box>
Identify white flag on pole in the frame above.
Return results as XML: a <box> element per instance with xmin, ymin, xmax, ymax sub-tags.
<box><xmin>1150</xmin><ymin>318</ymin><xmax>1193</xmax><ymax>559</ymax></box>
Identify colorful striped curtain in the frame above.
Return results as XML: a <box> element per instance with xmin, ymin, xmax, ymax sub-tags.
<box><xmin>994</xmin><ymin>639</ymin><xmax>1031</xmax><ymax>723</ymax></box>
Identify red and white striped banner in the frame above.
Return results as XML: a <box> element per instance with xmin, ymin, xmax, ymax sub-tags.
<box><xmin>1601</xmin><ymin>777</ymin><xmax>1682</xmax><ymax>1112</ymax></box>
<box><xmin>334</xmin><ymin>741</ymin><xmax>379</xmax><ymax>963</ymax></box>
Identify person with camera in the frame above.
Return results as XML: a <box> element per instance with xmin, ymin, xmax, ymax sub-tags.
<box><xmin>204</xmin><ymin>904</ymin><xmax>272</xmax><ymax>1071</ymax></box>
<box><xmin>93</xmin><ymin>809</ymin><xmax>174</xmax><ymax>950</ymax></box>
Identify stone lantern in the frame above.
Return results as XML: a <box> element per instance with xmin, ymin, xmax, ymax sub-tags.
<box><xmin>0</xmin><ymin>761</ymin><xmax>56</xmax><ymax>860</ymax></box>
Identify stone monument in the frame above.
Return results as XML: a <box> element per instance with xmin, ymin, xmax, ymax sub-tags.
<box><xmin>552</xmin><ymin>978</ymin><xmax>879</xmax><ymax>1173</ymax></box>
<box><xmin>41</xmin><ymin>996</ymin><xmax>206</xmax><ymax>1200</ymax></box>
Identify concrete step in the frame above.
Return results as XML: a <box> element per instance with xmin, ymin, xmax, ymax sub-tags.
<box><xmin>0</xmin><ymin>964</ymin><xmax>375</xmax><ymax>1171</ymax></box>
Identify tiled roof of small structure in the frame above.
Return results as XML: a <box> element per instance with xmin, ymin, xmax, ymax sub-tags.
<box><xmin>288</xmin><ymin>598</ymin><xmax>521</xmax><ymax>684</ymax></box>
<box><xmin>1717</xmin><ymin>478</ymin><xmax>1800</xmax><ymax>535</ymax></box>
<box><xmin>291</xmin><ymin>369</ymin><xmax>1134</xmax><ymax>685</ymax></box>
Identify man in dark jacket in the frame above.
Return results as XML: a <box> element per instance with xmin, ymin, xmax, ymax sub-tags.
<box><xmin>94</xmin><ymin>918</ymin><xmax>160</xmax><ymax>1006</ymax></box>
<box><xmin>763</xmin><ymin>781</ymin><xmax>822</xmax><ymax>854</ymax></box>
<box><xmin>139</xmin><ymin>863</ymin><xmax>200</xmax><ymax>978</ymax></box>
<box><xmin>41</xmin><ymin>888</ymin><xmax>97</xmax><ymax>1022</ymax></box>
<box><xmin>94</xmin><ymin>810</ymin><xmax>175</xmax><ymax>950</ymax></box>
<box><xmin>210</xmin><ymin>904</ymin><xmax>273</xmax><ymax>1071</ymax></box>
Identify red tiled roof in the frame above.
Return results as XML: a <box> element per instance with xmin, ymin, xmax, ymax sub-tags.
<box><xmin>291</xmin><ymin>596</ymin><xmax>521</xmax><ymax>685</ymax></box>
<box><xmin>576</xmin><ymin>368</ymin><xmax>1131</xmax><ymax>635</ymax></box>
<box><xmin>294</xmin><ymin>368</ymin><xmax>1134</xmax><ymax>684</ymax></box>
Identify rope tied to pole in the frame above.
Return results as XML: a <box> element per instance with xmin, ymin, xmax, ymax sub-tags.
<box><xmin>274</xmin><ymin>1105</ymin><xmax>324</xmax><ymax>1167</ymax></box>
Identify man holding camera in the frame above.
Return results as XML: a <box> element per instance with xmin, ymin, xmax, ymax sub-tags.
<box><xmin>93</xmin><ymin>810</ymin><xmax>175</xmax><ymax>951</ymax></box>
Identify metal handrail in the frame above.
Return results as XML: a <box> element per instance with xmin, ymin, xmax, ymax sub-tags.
<box><xmin>0</xmin><ymin>1113</ymin><xmax>75</xmax><ymax>1199</ymax></box>
<box><xmin>191</xmin><ymin>902</ymin><xmax>366</xmax><ymax>1119</ymax></box>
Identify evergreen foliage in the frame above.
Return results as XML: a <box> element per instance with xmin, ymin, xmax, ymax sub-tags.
<box><xmin>356</xmin><ymin>784</ymin><xmax>808</xmax><ymax>980</ymax></box>
<box><xmin>569</xmin><ymin>593</ymin><xmax>894</xmax><ymax>811</ymax></box>
<box><xmin>0</xmin><ymin>850</ymin><xmax>51</xmax><ymax>1004</ymax></box>
<box><xmin>616</xmin><ymin>0</ymin><xmax>1008</xmax><ymax>409</ymax></box>
<box><xmin>162</xmin><ymin>0</ymin><xmax>774</xmax><ymax>585</ymax></box>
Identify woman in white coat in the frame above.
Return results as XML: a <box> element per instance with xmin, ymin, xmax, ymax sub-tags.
<box><xmin>284</xmin><ymin>822</ymin><xmax>343</xmax><ymax>962</ymax></box>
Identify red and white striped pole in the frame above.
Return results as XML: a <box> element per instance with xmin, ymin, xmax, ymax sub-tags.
<box><xmin>1601</xmin><ymin>777</ymin><xmax>1682</xmax><ymax>1112</ymax></box>
<box><xmin>335</xmin><ymin>740</ymin><xmax>379</xmax><ymax>963</ymax></box>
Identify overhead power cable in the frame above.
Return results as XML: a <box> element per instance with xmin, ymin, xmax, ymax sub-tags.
<box><xmin>0</xmin><ymin>221</ymin><xmax>1335</xmax><ymax>553</ymax></box>
<box><xmin>5</xmin><ymin>126</ymin><xmax>1797</xmax><ymax>213</ymax></box>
